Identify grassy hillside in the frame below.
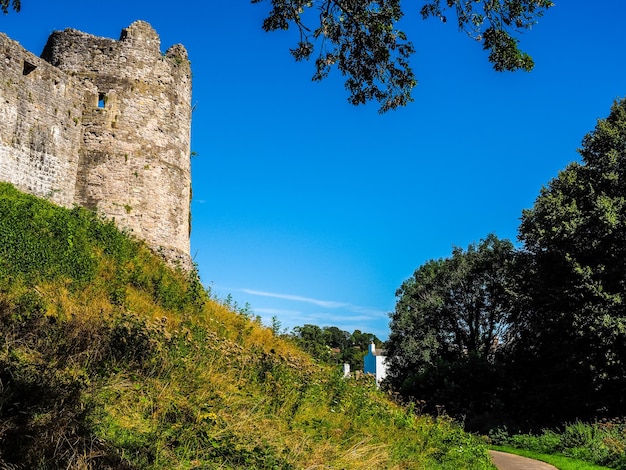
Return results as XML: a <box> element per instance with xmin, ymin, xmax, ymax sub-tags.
<box><xmin>0</xmin><ymin>182</ymin><xmax>495</xmax><ymax>469</ymax></box>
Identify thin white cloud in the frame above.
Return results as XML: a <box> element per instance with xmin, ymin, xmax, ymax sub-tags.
<box><xmin>253</xmin><ymin>307</ymin><xmax>303</xmax><ymax>317</ymax></box>
<box><xmin>241</xmin><ymin>288</ymin><xmax>388</xmax><ymax>318</ymax></box>
<box><xmin>350</xmin><ymin>305</ymin><xmax>389</xmax><ymax>317</ymax></box>
<box><xmin>278</xmin><ymin>313</ymin><xmax>388</xmax><ymax>339</ymax></box>
<box><xmin>242</xmin><ymin>289</ymin><xmax>349</xmax><ymax>309</ymax></box>
<box><xmin>249</xmin><ymin>301</ymin><xmax>389</xmax><ymax>339</ymax></box>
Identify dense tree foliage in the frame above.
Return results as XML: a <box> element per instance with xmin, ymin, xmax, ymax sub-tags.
<box><xmin>252</xmin><ymin>0</ymin><xmax>553</xmax><ymax>112</ymax></box>
<box><xmin>511</xmin><ymin>98</ymin><xmax>626</xmax><ymax>425</ymax></box>
<box><xmin>289</xmin><ymin>324</ymin><xmax>380</xmax><ymax>369</ymax></box>
<box><xmin>387</xmin><ymin>234</ymin><xmax>516</xmax><ymax>371</ymax></box>
<box><xmin>386</xmin><ymin>235</ymin><xmax>516</xmax><ymax>428</ymax></box>
<box><xmin>1</xmin><ymin>0</ymin><xmax>19</xmax><ymax>14</ymax></box>
<box><xmin>386</xmin><ymin>99</ymin><xmax>626</xmax><ymax>431</ymax></box>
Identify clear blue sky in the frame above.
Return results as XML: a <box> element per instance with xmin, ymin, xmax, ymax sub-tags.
<box><xmin>3</xmin><ymin>1</ymin><xmax>625</xmax><ymax>340</ymax></box>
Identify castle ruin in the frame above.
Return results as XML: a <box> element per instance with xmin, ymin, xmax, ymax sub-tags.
<box><xmin>0</xmin><ymin>21</ymin><xmax>192</xmax><ymax>269</ymax></box>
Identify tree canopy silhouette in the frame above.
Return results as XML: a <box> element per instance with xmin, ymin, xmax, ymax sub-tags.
<box><xmin>253</xmin><ymin>0</ymin><xmax>553</xmax><ymax>112</ymax></box>
<box><xmin>1</xmin><ymin>0</ymin><xmax>19</xmax><ymax>14</ymax></box>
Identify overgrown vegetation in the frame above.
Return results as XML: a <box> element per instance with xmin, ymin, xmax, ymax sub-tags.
<box><xmin>286</xmin><ymin>323</ymin><xmax>382</xmax><ymax>370</ymax></box>
<box><xmin>489</xmin><ymin>421</ymin><xmax>626</xmax><ymax>469</ymax></box>
<box><xmin>385</xmin><ymin>99</ymin><xmax>626</xmax><ymax>440</ymax></box>
<box><xmin>0</xmin><ymin>182</ymin><xmax>494</xmax><ymax>469</ymax></box>
<box><xmin>492</xmin><ymin>447</ymin><xmax>611</xmax><ymax>470</ymax></box>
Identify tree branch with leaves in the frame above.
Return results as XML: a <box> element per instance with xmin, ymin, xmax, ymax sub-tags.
<box><xmin>253</xmin><ymin>0</ymin><xmax>553</xmax><ymax>112</ymax></box>
<box><xmin>1</xmin><ymin>0</ymin><xmax>20</xmax><ymax>14</ymax></box>
<box><xmin>253</xmin><ymin>0</ymin><xmax>416</xmax><ymax>113</ymax></box>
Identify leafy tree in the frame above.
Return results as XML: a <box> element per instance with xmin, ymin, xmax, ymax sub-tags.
<box><xmin>386</xmin><ymin>234</ymin><xmax>517</xmax><ymax>428</ymax></box>
<box><xmin>343</xmin><ymin>328</ymin><xmax>380</xmax><ymax>369</ymax></box>
<box><xmin>350</xmin><ymin>328</ymin><xmax>379</xmax><ymax>351</ymax></box>
<box><xmin>322</xmin><ymin>325</ymin><xmax>351</xmax><ymax>349</ymax></box>
<box><xmin>388</xmin><ymin>234</ymin><xmax>516</xmax><ymax>371</ymax></box>
<box><xmin>1</xmin><ymin>0</ymin><xmax>19</xmax><ymax>14</ymax></box>
<box><xmin>252</xmin><ymin>0</ymin><xmax>553</xmax><ymax>112</ymax></box>
<box><xmin>512</xmin><ymin>98</ymin><xmax>626</xmax><ymax>424</ymax></box>
<box><xmin>291</xmin><ymin>324</ymin><xmax>332</xmax><ymax>361</ymax></box>
<box><xmin>289</xmin><ymin>324</ymin><xmax>380</xmax><ymax>369</ymax></box>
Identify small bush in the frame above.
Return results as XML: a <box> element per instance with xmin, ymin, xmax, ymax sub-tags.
<box><xmin>563</xmin><ymin>421</ymin><xmax>597</xmax><ymax>449</ymax></box>
<box><xmin>497</xmin><ymin>421</ymin><xmax>626</xmax><ymax>469</ymax></box>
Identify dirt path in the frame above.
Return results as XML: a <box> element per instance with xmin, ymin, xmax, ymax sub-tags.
<box><xmin>489</xmin><ymin>450</ymin><xmax>558</xmax><ymax>470</ymax></box>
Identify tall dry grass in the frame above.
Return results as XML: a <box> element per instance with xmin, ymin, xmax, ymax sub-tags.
<box><xmin>0</xmin><ymin>182</ymin><xmax>495</xmax><ymax>469</ymax></box>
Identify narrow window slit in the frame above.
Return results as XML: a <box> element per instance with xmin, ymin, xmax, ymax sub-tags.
<box><xmin>98</xmin><ymin>93</ymin><xmax>106</xmax><ymax>108</ymax></box>
<box><xmin>23</xmin><ymin>60</ymin><xmax>36</xmax><ymax>75</ymax></box>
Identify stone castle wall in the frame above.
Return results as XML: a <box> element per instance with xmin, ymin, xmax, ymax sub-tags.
<box><xmin>0</xmin><ymin>22</ymin><xmax>192</xmax><ymax>270</ymax></box>
<box><xmin>0</xmin><ymin>30</ymin><xmax>91</xmax><ymax>207</ymax></box>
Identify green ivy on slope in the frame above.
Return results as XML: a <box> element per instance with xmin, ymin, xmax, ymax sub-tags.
<box><xmin>0</xmin><ymin>183</ymin><xmax>495</xmax><ymax>469</ymax></box>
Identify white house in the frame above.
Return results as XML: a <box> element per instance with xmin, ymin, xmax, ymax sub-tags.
<box><xmin>363</xmin><ymin>342</ymin><xmax>388</xmax><ymax>385</ymax></box>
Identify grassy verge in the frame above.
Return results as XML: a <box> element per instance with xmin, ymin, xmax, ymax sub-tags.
<box><xmin>488</xmin><ymin>421</ymin><xmax>626</xmax><ymax>470</ymax></box>
<box><xmin>492</xmin><ymin>446</ymin><xmax>612</xmax><ymax>470</ymax></box>
<box><xmin>0</xmin><ymin>183</ymin><xmax>496</xmax><ymax>469</ymax></box>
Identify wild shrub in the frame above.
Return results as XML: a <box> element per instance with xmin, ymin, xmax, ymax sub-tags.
<box><xmin>0</xmin><ymin>184</ymin><xmax>98</xmax><ymax>286</ymax></box>
<box><xmin>562</xmin><ymin>421</ymin><xmax>598</xmax><ymax>448</ymax></box>
<box><xmin>0</xmin><ymin>294</ymin><xmax>132</xmax><ymax>469</ymax></box>
<box><xmin>0</xmin><ymin>184</ymin><xmax>496</xmax><ymax>469</ymax></box>
<box><xmin>497</xmin><ymin>421</ymin><xmax>626</xmax><ymax>469</ymax></box>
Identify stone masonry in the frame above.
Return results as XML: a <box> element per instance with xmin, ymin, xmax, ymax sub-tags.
<box><xmin>0</xmin><ymin>21</ymin><xmax>192</xmax><ymax>270</ymax></box>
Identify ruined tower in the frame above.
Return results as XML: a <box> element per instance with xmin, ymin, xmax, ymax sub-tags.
<box><xmin>0</xmin><ymin>22</ymin><xmax>192</xmax><ymax>269</ymax></box>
